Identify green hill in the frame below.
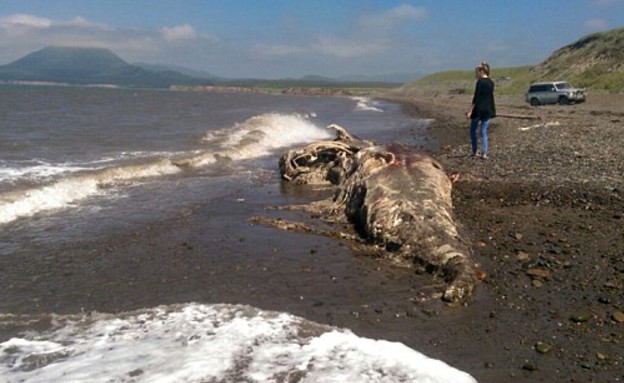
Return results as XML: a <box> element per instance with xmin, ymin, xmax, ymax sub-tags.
<box><xmin>398</xmin><ymin>66</ymin><xmax>533</xmax><ymax>96</ymax></box>
<box><xmin>532</xmin><ymin>27</ymin><xmax>624</xmax><ymax>92</ymax></box>
<box><xmin>401</xmin><ymin>26</ymin><xmax>624</xmax><ymax>95</ymax></box>
<box><xmin>0</xmin><ymin>46</ymin><xmax>211</xmax><ymax>89</ymax></box>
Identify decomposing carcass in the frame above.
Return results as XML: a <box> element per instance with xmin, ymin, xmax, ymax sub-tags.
<box><xmin>255</xmin><ymin>124</ymin><xmax>477</xmax><ymax>302</ymax></box>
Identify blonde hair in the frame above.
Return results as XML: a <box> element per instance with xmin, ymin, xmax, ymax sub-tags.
<box><xmin>476</xmin><ymin>61</ymin><xmax>490</xmax><ymax>76</ymax></box>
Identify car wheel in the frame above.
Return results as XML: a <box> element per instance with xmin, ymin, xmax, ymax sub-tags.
<box><xmin>530</xmin><ymin>98</ymin><xmax>540</xmax><ymax>106</ymax></box>
<box><xmin>558</xmin><ymin>96</ymin><xmax>569</xmax><ymax>105</ymax></box>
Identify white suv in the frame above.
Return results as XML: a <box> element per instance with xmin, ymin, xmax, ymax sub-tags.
<box><xmin>526</xmin><ymin>81</ymin><xmax>586</xmax><ymax>106</ymax></box>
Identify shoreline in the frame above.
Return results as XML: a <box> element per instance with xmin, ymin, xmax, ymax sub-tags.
<box><xmin>392</xmin><ymin>91</ymin><xmax>624</xmax><ymax>382</ymax></box>
<box><xmin>1</xmin><ymin>89</ymin><xmax>622</xmax><ymax>382</ymax></box>
<box><xmin>215</xmin><ymin>91</ymin><xmax>624</xmax><ymax>382</ymax></box>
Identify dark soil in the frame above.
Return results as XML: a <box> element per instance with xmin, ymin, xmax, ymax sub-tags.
<box><xmin>398</xmin><ymin>92</ymin><xmax>624</xmax><ymax>382</ymax></box>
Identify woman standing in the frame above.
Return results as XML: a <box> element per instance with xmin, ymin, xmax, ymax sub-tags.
<box><xmin>466</xmin><ymin>62</ymin><xmax>496</xmax><ymax>159</ymax></box>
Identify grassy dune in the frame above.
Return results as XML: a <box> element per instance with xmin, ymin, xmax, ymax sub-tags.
<box><xmin>400</xmin><ymin>27</ymin><xmax>624</xmax><ymax>96</ymax></box>
<box><xmin>400</xmin><ymin>66</ymin><xmax>534</xmax><ymax>97</ymax></box>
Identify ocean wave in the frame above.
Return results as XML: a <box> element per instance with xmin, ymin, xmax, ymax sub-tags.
<box><xmin>181</xmin><ymin>113</ymin><xmax>332</xmax><ymax>167</ymax></box>
<box><xmin>0</xmin><ymin>159</ymin><xmax>181</xmax><ymax>225</ymax></box>
<box><xmin>0</xmin><ymin>160</ymin><xmax>89</xmax><ymax>183</ymax></box>
<box><xmin>0</xmin><ymin>303</ymin><xmax>476</xmax><ymax>383</ymax></box>
<box><xmin>0</xmin><ymin>113</ymin><xmax>333</xmax><ymax>225</ymax></box>
<box><xmin>352</xmin><ymin>97</ymin><xmax>384</xmax><ymax>112</ymax></box>
<box><xmin>0</xmin><ymin>151</ymin><xmax>189</xmax><ymax>184</ymax></box>
<box><xmin>206</xmin><ymin>112</ymin><xmax>331</xmax><ymax>157</ymax></box>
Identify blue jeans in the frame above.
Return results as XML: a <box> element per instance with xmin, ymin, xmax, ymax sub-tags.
<box><xmin>470</xmin><ymin>118</ymin><xmax>490</xmax><ymax>155</ymax></box>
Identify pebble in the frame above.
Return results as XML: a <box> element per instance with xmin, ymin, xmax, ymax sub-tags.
<box><xmin>532</xmin><ymin>279</ymin><xmax>543</xmax><ymax>288</ymax></box>
<box><xmin>570</xmin><ymin>311</ymin><xmax>592</xmax><ymax>323</ymax></box>
<box><xmin>603</xmin><ymin>281</ymin><xmax>618</xmax><ymax>289</ymax></box>
<box><xmin>597</xmin><ymin>296</ymin><xmax>611</xmax><ymax>304</ymax></box>
<box><xmin>476</xmin><ymin>270</ymin><xmax>487</xmax><ymax>281</ymax></box>
<box><xmin>526</xmin><ymin>267</ymin><xmax>551</xmax><ymax>280</ymax></box>
<box><xmin>580</xmin><ymin>361</ymin><xmax>593</xmax><ymax>369</ymax></box>
<box><xmin>128</xmin><ymin>369</ymin><xmax>144</xmax><ymax>377</ymax></box>
<box><xmin>596</xmin><ymin>352</ymin><xmax>607</xmax><ymax>361</ymax></box>
<box><xmin>612</xmin><ymin>310</ymin><xmax>624</xmax><ymax>323</ymax></box>
<box><xmin>516</xmin><ymin>251</ymin><xmax>530</xmax><ymax>262</ymax></box>
<box><xmin>521</xmin><ymin>363</ymin><xmax>537</xmax><ymax>371</ymax></box>
<box><xmin>535</xmin><ymin>341</ymin><xmax>553</xmax><ymax>354</ymax></box>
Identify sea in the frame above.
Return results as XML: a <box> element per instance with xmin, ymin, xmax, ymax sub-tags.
<box><xmin>0</xmin><ymin>86</ymin><xmax>476</xmax><ymax>383</ymax></box>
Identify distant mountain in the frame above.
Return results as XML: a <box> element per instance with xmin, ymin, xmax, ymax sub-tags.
<box><xmin>0</xmin><ymin>46</ymin><xmax>211</xmax><ymax>88</ymax></box>
<box><xmin>135</xmin><ymin>62</ymin><xmax>222</xmax><ymax>82</ymax></box>
<box><xmin>135</xmin><ymin>63</ymin><xmax>409</xmax><ymax>86</ymax></box>
<box><xmin>296</xmin><ymin>75</ymin><xmax>337</xmax><ymax>82</ymax></box>
<box><xmin>337</xmin><ymin>72</ymin><xmax>422</xmax><ymax>83</ymax></box>
<box><xmin>0</xmin><ymin>46</ymin><xmax>408</xmax><ymax>90</ymax></box>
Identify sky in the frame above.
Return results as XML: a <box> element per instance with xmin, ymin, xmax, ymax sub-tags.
<box><xmin>0</xmin><ymin>0</ymin><xmax>623</xmax><ymax>80</ymax></box>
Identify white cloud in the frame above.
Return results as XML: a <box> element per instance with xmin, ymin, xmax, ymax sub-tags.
<box><xmin>0</xmin><ymin>14</ymin><xmax>52</xmax><ymax>29</ymax></box>
<box><xmin>584</xmin><ymin>18</ymin><xmax>610</xmax><ymax>31</ymax></box>
<box><xmin>160</xmin><ymin>24</ymin><xmax>198</xmax><ymax>42</ymax></box>
<box><xmin>312</xmin><ymin>37</ymin><xmax>385</xmax><ymax>58</ymax></box>
<box><xmin>252</xmin><ymin>4</ymin><xmax>427</xmax><ymax>61</ymax></box>
<box><xmin>63</xmin><ymin>16</ymin><xmax>107</xmax><ymax>29</ymax></box>
<box><xmin>0</xmin><ymin>13</ymin><xmax>221</xmax><ymax>67</ymax></box>
<box><xmin>358</xmin><ymin>4</ymin><xmax>427</xmax><ymax>30</ymax></box>
<box><xmin>0</xmin><ymin>14</ymin><xmax>106</xmax><ymax>30</ymax></box>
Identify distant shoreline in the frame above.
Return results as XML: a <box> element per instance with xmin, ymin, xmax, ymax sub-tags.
<box><xmin>1</xmin><ymin>80</ymin><xmax>121</xmax><ymax>89</ymax></box>
<box><xmin>2</xmin><ymin>81</ymin><xmax>388</xmax><ymax>97</ymax></box>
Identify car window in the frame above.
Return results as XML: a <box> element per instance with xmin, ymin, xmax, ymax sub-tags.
<box><xmin>556</xmin><ymin>82</ymin><xmax>571</xmax><ymax>90</ymax></box>
<box><xmin>529</xmin><ymin>84</ymin><xmax>558</xmax><ymax>92</ymax></box>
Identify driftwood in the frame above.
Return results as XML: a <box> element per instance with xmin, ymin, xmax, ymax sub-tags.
<box><xmin>518</xmin><ymin>121</ymin><xmax>561</xmax><ymax>131</ymax></box>
<box><xmin>264</xmin><ymin>124</ymin><xmax>477</xmax><ymax>302</ymax></box>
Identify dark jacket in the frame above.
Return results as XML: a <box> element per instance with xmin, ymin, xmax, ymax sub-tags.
<box><xmin>470</xmin><ymin>77</ymin><xmax>496</xmax><ymax>119</ymax></box>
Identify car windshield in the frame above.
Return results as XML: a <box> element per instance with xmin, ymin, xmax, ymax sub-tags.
<box><xmin>555</xmin><ymin>82</ymin><xmax>571</xmax><ymax>90</ymax></box>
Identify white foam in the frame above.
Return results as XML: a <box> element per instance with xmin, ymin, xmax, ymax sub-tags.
<box><xmin>0</xmin><ymin>303</ymin><xmax>477</xmax><ymax>383</ymax></box>
<box><xmin>353</xmin><ymin>97</ymin><xmax>384</xmax><ymax>112</ymax></box>
<box><xmin>0</xmin><ymin>161</ymin><xmax>89</xmax><ymax>184</ymax></box>
<box><xmin>0</xmin><ymin>113</ymin><xmax>334</xmax><ymax>224</ymax></box>
<box><xmin>0</xmin><ymin>178</ymin><xmax>98</xmax><ymax>224</ymax></box>
<box><xmin>0</xmin><ymin>159</ymin><xmax>181</xmax><ymax>225</ymax></box>
<box><xmin>201</xmin><ymin>113</ymin><xmax>333</xmax><ymax>162</ymax></box>
<box><xmin>0</xmin><ymin>152</ymin><xmax>185</xmax><ymax>184</ymax></box>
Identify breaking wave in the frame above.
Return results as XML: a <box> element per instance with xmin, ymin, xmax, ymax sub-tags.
<box><xmin>353</xmin><ymin>97</ymin><xmax>384</xmax><ymax>112</ymax></box>
<box><xmin>0</xmin><ymin>113</ymin><xmax>332</xmax><ymax>225</ymax></box>
<box><xmin>184</xmin><ymin>113</ymin><xmax>331</xmax><ymax>167</ymax></box>
<box><xmin>0</xmin><ymin>159</ymin><xmax>181</xmax><ymax>225</ymax></box>
<box><xmin>0</xmin><ymin>303</ymin><xmax>477</xmax><ymax>383</ymax></box>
